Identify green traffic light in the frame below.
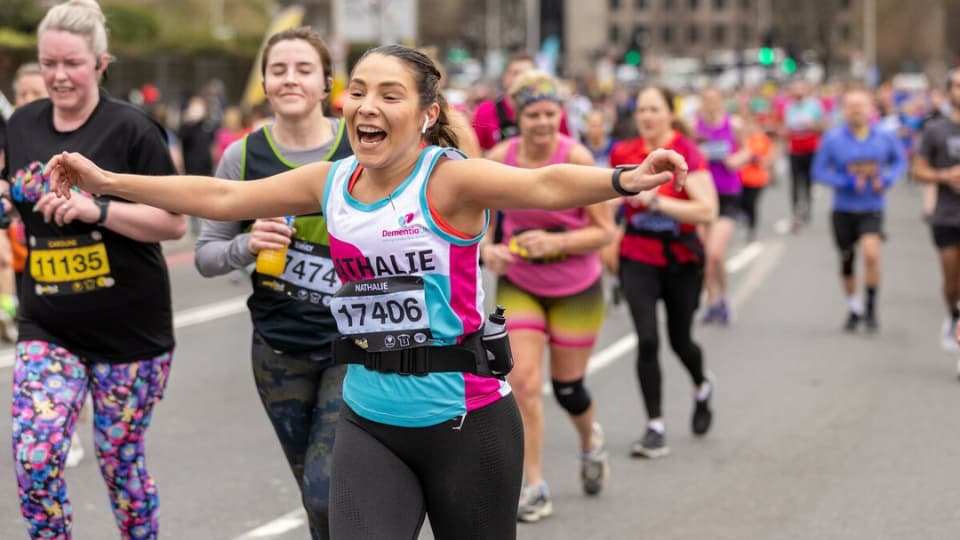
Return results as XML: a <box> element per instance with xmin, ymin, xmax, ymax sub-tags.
<box><xmin>782</xmin><ymin>57</ymin><xmax>797</xmax><ymax>74</ymax></box>
<box><xmin>758</xmin><ymin>47</ymin><xmax>774</xmax><ymax>65</ymax></box>
<box><xmin>625</xmin><ymin>50</ymin><xmax>642</xmax><ymax>66</ymax></box>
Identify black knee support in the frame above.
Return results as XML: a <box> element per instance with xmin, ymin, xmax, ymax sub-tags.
<box><xmin>841</xmin><ymin>247</ymin><xmax>855</xmax><ymax>277</ymax></box>
<box><xmin>552</xmin><ymin>378</ymin><xmax>592</xmax><ymax>416</ymax></box>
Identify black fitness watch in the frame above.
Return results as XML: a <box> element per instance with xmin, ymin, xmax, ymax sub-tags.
<box><xmin>94</xmin><ymin>197</ymin><xmax>110</xmax><ymax>226</ymax></box>
<box><xmin>611</xmin><ymin>165</ymin><xmax>641</xmax><ymax>196</ymax></box>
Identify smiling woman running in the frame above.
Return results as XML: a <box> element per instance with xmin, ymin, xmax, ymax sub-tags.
<box><xmin>46</xmin><ymin>45</ymin><xmax>687</xmax><ymax>539</ymax></box>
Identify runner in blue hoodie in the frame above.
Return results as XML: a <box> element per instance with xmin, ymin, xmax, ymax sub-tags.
<box><xmin>813</xmin><ymin>88</ymin><xmax>907</xmax><ymax>332</ymax></box>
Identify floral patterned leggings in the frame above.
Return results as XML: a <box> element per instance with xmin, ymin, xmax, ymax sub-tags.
<box><xmin>11</xmin><ymin>340</ymin><xmax>172</xmax><ymax>540</ymax></box>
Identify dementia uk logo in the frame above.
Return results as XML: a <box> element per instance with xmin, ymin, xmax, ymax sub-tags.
<box><xmin>382</xmin><ymin>211</ymin><xmax>423</xmax><ymax>238</ymax></box>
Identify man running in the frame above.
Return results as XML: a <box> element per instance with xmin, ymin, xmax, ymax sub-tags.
<box><xmin>813</xmin><ymin>87</ymin><xmax>907</xmax><ymax>332</ymax></box>
<box><xmin>914</xmin><ymin>69</ymin><xmax>960</xmax><ymax>364</ymax></box>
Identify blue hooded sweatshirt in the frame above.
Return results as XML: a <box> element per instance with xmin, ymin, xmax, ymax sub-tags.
<box><xmin>812</xmin><ymin>124</ymin><xmax>907</xmax><ymax>212</ymax></box>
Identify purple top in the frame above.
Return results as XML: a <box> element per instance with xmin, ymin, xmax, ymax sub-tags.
<box><xmin>696</xmin><ymin>114</ymin><xmax>742</xmax><ymax>195</ymax></box>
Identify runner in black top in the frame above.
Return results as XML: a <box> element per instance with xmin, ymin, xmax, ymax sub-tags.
<box><xmin>4</xmin><ymin>1</ymin><xmax>185</xmax><ymax>538</ymax></box>
<box><xmin>914</xmin><ymin>68</ymin><xmax>960</xmax><ymax>374</ymax></box>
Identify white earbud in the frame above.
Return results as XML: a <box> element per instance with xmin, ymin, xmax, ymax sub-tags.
<box><xmin>421</xmin><ymin>115</ymin><xmax>430</xmax><ymax>134</ymax></box>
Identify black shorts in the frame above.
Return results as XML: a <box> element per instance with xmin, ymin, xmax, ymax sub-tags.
<box><xmin>718</xmin><ymin>194</ymin><xmax>742</xmax><ymax>219</ymax></box>
<box><xmin>832</xmin><ymin>211</ymin><xmax>883</xmax><ymax>250</ymax></box>
<box><xmin>931</xmin><ymin>224</ymin><xmax>960</xmax><ymax>249</ymax></box>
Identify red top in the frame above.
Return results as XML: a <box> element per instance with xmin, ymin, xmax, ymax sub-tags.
<box><xmin>609</xmin><ymin>131</ymin><xmax>707</xmax><ymax>267</ymax></box>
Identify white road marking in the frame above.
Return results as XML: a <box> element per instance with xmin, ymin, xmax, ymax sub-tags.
<box><xmin>232</xmin><ymin>508</ymin><xmax>307</xmax><ymax>540</ymax></box>
<box><xmin>725</xmin><ymin>241</ymin><xmax>764</xmax><ymax>274</ymax></box>
<box><xmin>0</xmin><ymin>296</ymin><xmax>248</xmax><ymax>369</ymax></box>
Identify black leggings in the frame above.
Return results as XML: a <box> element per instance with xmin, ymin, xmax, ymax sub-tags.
<box><xmin>741</xmin><ymin>186</ymin><xmax>764</xmax><ymax>231</ymax></box>
<box><xmin>789</xmin><ymin>152</ymin><xmax>815</xmax><ymax>219</ymax></box>
<box><xmin>330</xmin><ymin>395</ymin><xmax>523</xmax><ymax>540</ymax></box>
<box><xmin>620</xmin><ymin>258</ymin><xmax>706</xmax><ymax>419</ymax></box>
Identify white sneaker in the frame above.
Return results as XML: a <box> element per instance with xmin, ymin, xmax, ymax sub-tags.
<box><xmin>65</xmin><ymin>433</ymin><xmax>85</xmax><ymax>468</ymax></box>
<box><xmin>940</xmin><ymin>317</ymin><xmax>959</xmax><ymax>352</ymax></box>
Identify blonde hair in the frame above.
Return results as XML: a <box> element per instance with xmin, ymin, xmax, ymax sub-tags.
<box><xmin>38</xmin><ymin>0</ymin><xmax>109</xmax><ymax>59</ymax></box>
<box><xmin>508</xmin><ymin>69</ymin><xmax>561</xmax><ymax>113</ymax></box>
<box><xmin>13</xmin><ymin>62</ymin><xmax>42</xmax><ymax>89</ymax></box>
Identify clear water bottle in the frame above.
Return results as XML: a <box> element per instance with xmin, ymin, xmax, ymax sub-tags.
<box><xmin>482</xmin><ymin>305</ymin><xmax>513</xmax><ymax>376</ymax></box>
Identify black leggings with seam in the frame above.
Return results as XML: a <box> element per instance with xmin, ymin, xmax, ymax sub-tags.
<box><xmin>330</xmin><ymin>394</ymin><xmax>523</xmax><ymax>540</ymax></box>
<box><xmin>620</xmin><ymin>258</ymin><xmax>706</xmax><ymax>420</ymax></box>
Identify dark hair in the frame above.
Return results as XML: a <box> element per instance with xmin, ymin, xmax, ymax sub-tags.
<box><xmin>637</xmin><ymin>85</ymin><xmax>691</xmax><ymax>137</ymax></box>
<box><xmin>947</xmin><ymin>68</ymin><xmax>960</xmax><ymax>90</ymax></box>
<box><xmin>356</xmin><ymin>44</ymin><xmax>460</xmax><ymax>149</ymax></box>
<box><xmin>260</xmin><ymin>26</ymin><xmax>333</xmax><ymax>91</ymax></box>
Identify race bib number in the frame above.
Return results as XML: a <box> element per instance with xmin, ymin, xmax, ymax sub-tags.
<box><xmin>330</xmin><ymin>276</ymin><xmax>433</xmax><ymax>352</ymax></box>
<box><xmin>29</xmin><ymin>232</ymin><xmax>114</xmax><ymax>296</ymax></box>
<box><xmin>256</xmin><ymin>240</ymin><xmax>340</xmax><ymax>306</ymax></box>
<box><xmin>699</xmin><ymin>140</ymin><xmax>731</xmax><ymax>161</ymax></box>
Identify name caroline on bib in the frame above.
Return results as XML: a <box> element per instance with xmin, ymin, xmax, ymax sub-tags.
<box><xmin>334</xmin><ymin>249</ymin><xmax>437</xmax><ymax>282</ymax></box>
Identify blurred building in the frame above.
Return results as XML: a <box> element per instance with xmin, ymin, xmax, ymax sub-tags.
<box><xmin>284</xmin><ymin>0</ymin><xmax>952</xmax><ymax>83</ymax></box>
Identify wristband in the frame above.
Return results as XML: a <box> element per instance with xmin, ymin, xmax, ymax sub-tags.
<box><xmin>94</xmin><ymin>197</ymin><xmax>110</xmax><ymax>226</ymax></box>
<box><xmin>612</xmin><ymin>165</ymin><xmax>641</xmax><ymax>196</ymax></box>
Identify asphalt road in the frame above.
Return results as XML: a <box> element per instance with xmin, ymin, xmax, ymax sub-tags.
<box><xmin>1</xmin><ymin>179</ymin><xmax>959</xmax><ymax>539</ymax></box>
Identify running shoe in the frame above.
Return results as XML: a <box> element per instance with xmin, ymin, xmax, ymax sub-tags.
<box><xmin>630</xmin><ymin>428</ymin><xmax>670</xmax><ymax>459</ymax></box>
<box><xmin>692</xmin><ymin>382</ymin><xmax>713</xmax><ymax>436</ymax></box>
<box><xmin>940</xmin><ymin>317</ymin><xmax>959</xmax><ymax>352</ymax></box>
<box><xmin>700</xmin><ymin>304</ymin><xmax>720</xmax><ymax>324</ymax></box>
<box><xmin>580</xmin><ymin>422</ymin><xmax>609</xmax><ymax>496</ymax></box>
<box><xmin>0</xmin><ymin>310</ymin><xmax>17</xmax><ymax>343</ymax></box>
<box><xmin>864</xmin><ymin>312</ymin><xmax>879</xmax><ymax>333</ymax></box>
<box><xmin>517</xmin><ymin>482</ymin><xmax>553</xmax><ymax>523</ymax></box>
<box><xmin>715</xmin><ymin>300</ymin><xmax>731</xmax><ymax>325</ymax></box>
<box><xmin>65</xmin><ymin>433</ymin><xmax>85</xmax><ymax>468</ymax></box>
<box><xmin>843</xmin><ymin>311</ymin><xmax>861</xmax><ymax>333</ymax></box>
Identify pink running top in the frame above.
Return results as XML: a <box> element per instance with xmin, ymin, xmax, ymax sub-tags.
<box><xmin>500</xmin><ymin>135</ymin><xmax>603</xmax><ymax>297</ymax></box>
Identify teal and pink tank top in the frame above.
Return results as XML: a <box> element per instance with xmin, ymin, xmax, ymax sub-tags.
<box><xmin>323</xmin><ymin>146</ymin><xmax>510</xmax><ymax>428</ymax></box>
<box><xmin>501</xmin><ymin>135</ymin><xmax>603</xmax><ymax>297</ymax></box>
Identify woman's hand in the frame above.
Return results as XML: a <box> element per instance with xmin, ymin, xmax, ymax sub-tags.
<box><xmin>480</xmin><ymin>243</ymin><xmax>514</xmax><ymax>276</ymax></box>
<box><xmin>34</xmin><ymin>192</ymin><xmax>99</xmax><ymax>227</ymax></box>
<box><xmin>247</xmin><ymin>217</ymin><xmax>294</xmax><ymax>255</ymax></box>
<box><xmin>45</xmin><ymin>151</ymin><xmax>110</xmax><ymax>198</ymax></box>
<box><xmin>625</xmin><ymin>148</ymin><xmax>688</xmax><ymax>193</ymax></box>
<box><xmin>511</xmin><ymin>229</ymin><xmax>563</xmax><ymax>259</ymax></box>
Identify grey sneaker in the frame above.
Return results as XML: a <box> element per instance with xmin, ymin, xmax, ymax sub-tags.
<box><xmin>630</xmin><ymin>427</ymin><xmax>670</xmax><ymax>459</ymax></box>
<box><xmin>517</xmin><ymin>482</ymin><xmax>553</xmax><ymax>523</ymax></box>
<box><xmin>580</xmin><ymin>422</ymin><xmax>609</xmax><ymax>496</ymax></box>
<box><xmin>0</xmin><ymin>310</ymin><xmax>17</xmax><ymax>343</ymax></box>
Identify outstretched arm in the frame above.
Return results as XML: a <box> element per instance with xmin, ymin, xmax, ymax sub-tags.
<box><xmin>437</xmin><ymin>148</ymin><xmax>688</xmax><ymax>213</ymax></box>
<box><xmin>46</xmin><ymin>151</ymin><xmax>328</xmax><ymax>222</ymax></box>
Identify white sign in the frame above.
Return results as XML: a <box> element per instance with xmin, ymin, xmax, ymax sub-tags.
<box><xmin>336</xmin><ymin>0</ymin><xmax>417</xmax><ymax>44</ymax></box>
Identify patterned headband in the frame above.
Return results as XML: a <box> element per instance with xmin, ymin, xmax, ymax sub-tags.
<box><xmin>511</xmin><ymin>78</ymin><xmax>561</xmax><ymax>113</ymax></box>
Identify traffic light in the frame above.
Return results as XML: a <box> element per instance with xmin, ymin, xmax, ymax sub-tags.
<box><xmin>781</xmin><ymin>57</ymin><xmax>797</xmax><ymax>74</ymax></box>
<box><xmin>758</xmin><ymin>47</ymin><xmax>775</xmax><ymax>66</ymax></box>
<box><xmin>624</xmin><ymin>27</ymin><xmax>646</xmax><ymax>67</ymax></box>
<box><xmin>447</xmin><ymin>47</ymin><xmax>469</xmax><ymax>64</ymax></box>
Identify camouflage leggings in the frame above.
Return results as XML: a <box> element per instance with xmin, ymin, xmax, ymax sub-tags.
<box><xmin>252</xmin><ymin>334</ymin><xmax>345</xmax><ymax>540</ymax></box>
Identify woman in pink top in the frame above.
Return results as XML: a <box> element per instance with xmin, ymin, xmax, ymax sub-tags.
<box><xmin>482</xmin><ymin>70</ymin><xmax>617</xmax><ymax>523</ymax></box>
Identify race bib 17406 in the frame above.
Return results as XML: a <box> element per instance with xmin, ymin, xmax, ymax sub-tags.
<box><xmin>329</xmin><ymin>275</ymin><xmax>434</xmax><ymax>352</ymax></box>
